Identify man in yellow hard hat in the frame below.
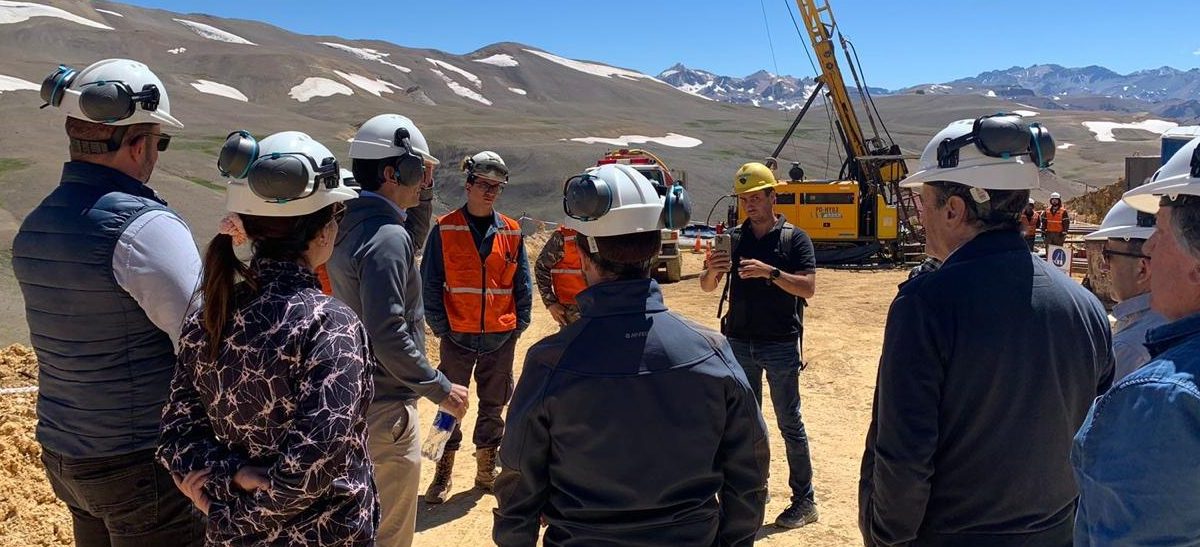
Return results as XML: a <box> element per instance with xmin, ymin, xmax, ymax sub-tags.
<box><xmin>700</xmin><ymin>161</ymin><xmax>819</xmax><ymax>528</ymax></box>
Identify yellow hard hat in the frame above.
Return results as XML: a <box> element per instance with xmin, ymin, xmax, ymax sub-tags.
<box><xmin>733</xmin><ymin>162</ymin><xmax>780</xmax><ymax>195</ymax></box>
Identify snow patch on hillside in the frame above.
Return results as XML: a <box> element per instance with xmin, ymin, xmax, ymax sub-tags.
<box><xmin>321</xmin><ymin>42</ymin><xmax>411</xmax><ymax>73</ymax></box>
<box><xmin>0</xmin><ymin>1</ymin><xmax>112</xmax><ymax>29</ymax></box>
<box><xmin>0</xmin><ymin>74</ymin><xmax>39</xmax><ymax>94</ymax></box>
<box><xmin>429</xmin><ymin>68</ymin><xmax>491</xmax><ymax>106</ymax></box>
<box><xmin>474</xmin><ymin>54</ymin><xmax>518</xmax><ymax>68</ymax></box>
<box><xmin>1082</xmin><ymin>120</ymin><xmax>1177</xmax><ymax>142</ymax></box>
<box><xmin>567</xmin><ymin>133</ymin><xmax>702</xmax><ymax>148</ymax></box>
<box><xmin>174</xmin><ymin>18</ymin><xmax>255</xmax><ymax>45</ymax></box>
<box><xmin>190</xmin><ymin>79</ymin><xmax>248</xmax><ymax>102</ymax></box>
<box><xmin>427</xmin><ymin>59</ymin><xmax>481</xmax><ymax>89</ymax></box>
<box><xmin>289</xmin><ymin>77</ymin><xmax>353</xmax><ymax>102</ymax></box>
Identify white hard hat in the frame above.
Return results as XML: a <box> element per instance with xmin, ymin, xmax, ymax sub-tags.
<box><xmin>42</xmin><ymin>59</ymin><xmax>183</xmax><ymax>129</ymax></box>
<box><xmin>1050</xmin><ymin>192</ymin><xmax>1061</xmax><ymax>200</ymax></box>
<box><xmin>348</xmin><ymin>113</ymin><xmax>438</xmax><ymax>165</ymax></box>
<box><xmin>222</xmin><ymin>131</ymin><xmax>356</xmax><ymax>217</ymax></box>
<box><xmin>1123</xmin><ymin>136</ymin><xmax>1200</xmax><ymax>213</ymax></box>
<box><xmin>1084</xmin><ymin>200</ymin><xmax>1156</xmax><ymax>241</ymax></box>
<box><xmin>900</xmin><ymin>114</ymin><xmax>1053</xmax><ymax>190</ymax></box>
<box><xmin>562</xmin><ymin>164</ymin><xmax>663</xmax><ymax>237</ymax></box>
<box><xmin>462</xmin><ymin>150</ymin><xmax>509</xmax><ymax>182</ymax></box>
<box><xmin>1028</xmin><ymin>197</ymin><xmax>1036</xmax><ymax>205</ymax></box>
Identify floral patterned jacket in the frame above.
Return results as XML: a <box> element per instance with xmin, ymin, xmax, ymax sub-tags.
<box><xmin>158</xmin><ymin>259</ymin><xmax>378</xmax><ymax>545</ymax></box>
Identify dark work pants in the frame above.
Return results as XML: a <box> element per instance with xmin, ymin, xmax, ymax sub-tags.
<box><xmin>41</xmin><ymin>447</ymin><xmax>205</xmax><ymax>547</ymax></box>
<box><xmin>438</xmin><ymin>334</ymin><xmax>518</xmax><ymax>453</ymax></box>
<box><xmin>728</xmin><ymin>338</ymin><xmax>816</xmax><ymax>506</ymax></box>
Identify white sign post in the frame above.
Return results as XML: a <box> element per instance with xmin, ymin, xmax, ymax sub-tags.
<box><xmin>1048</xmin><ymin>245</ymin><xmax>1071</xmax><ymax>274</ymax></box>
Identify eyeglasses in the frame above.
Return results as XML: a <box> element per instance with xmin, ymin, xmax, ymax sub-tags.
<box><xmin>471</xmin><ymin>178</ymin><xmax>506</xmax><ymax>194</ymax></box>
<box><xmin>331</xmin><ymin>202</ymin><xmax>347</xmax><ymax>224</ymax></box>
<box><xmin>135</xmin><ymin>132</ymin><xmax>172</xmax><ymax>152</ymax></box>
<box><xmin>1100</xmin><ymin>248</ymin><xmax>1149</xmax><ymax>265</ymax></box>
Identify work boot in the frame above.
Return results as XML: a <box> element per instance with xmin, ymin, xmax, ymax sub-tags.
<box><xmin>475</xmin><ymin>447</ymin><xmax>499</xmax><ymax>491</ymax></box>
<box><xmin>424</xmin><ymin>451</ymin><xmax>455</xmax><ymax>504</ymax></box>
<box><xmin>775</xmin><ymin>502</ymin><xmax>818</xmax><ymax>529</ymax></box>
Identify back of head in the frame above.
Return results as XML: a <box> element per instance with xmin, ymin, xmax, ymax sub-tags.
<box><xmin>348</xmin><ymin>113</ymin><xmax>438</xmax><ymax>191</ymax></box>
<box><xmin>203</xmin><ymin>129</ymin><xmax>356</xmax><ymax>357</ymax></box>
<box><xmin>902</xmin><ymin>114</ymin><xmax>1056</xmax><ymax>232</ymax></box>
<box><xmin>561</xmin><ymin>164</ymin><xmax>688</xmax><ymax>280</ymax></box>
<box><xmin>41</xmin><ymin>59</ymin><xmax>183</xmax><ymax>160</ymax></box>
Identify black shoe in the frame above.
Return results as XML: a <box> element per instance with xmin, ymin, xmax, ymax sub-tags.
<box><xmin>775</xmin><ymin>502</ymin><xmax>818</xmax><ymax>528</ymax></box>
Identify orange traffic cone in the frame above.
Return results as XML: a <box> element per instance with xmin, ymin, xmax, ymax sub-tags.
<box><xmin>692</xmin><ymin>237</ymin><xmax>703</xmax><ymax>254</ymax></box>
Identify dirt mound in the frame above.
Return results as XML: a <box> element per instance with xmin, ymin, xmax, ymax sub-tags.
<box><xmin>0</xmin><ymin>344</ymin><xmax>36</xmax><ymax>389</ymax></box>
<box><xmin>0</xmin><ymin>343</ymin><xmax>71</xmax><ymax>547</ymax></box>
<box><xmin>1066</xmin><ymin>178</ymin><xmax>1125</xmax><ymax>225</ymax></box>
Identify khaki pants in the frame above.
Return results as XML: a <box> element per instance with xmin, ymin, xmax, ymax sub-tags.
<box><xmin>1045</xmin><ymin>232</ymin><xmax>1066</xmax><ymax>247</ymax></box>
<box><xmin>367</xmin><ymin>399</ymin><xmax>421</xmax><ymax>547</ymax></box>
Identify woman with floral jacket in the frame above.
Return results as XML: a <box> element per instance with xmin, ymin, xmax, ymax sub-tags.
<box><xmin>158</xmin><ymin>131</ymin><xmax>376</xmax><ymax>545</ymax></box>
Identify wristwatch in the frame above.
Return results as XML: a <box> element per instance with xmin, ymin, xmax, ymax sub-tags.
<box><xmin>770</xmin><ymin>268</ymin><xmax>781</xmax><ymax>280</ymax></box>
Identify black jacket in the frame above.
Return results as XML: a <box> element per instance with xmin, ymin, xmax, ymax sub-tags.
<box><xmin>859</xmin><ymin>230</ymin><xmax>1114</xmax><ymax>547</ymax></box>
<box><xmin>494</xmin><ymin>279</ymin><xmax>769</xmax><ymax>546</ymax></box>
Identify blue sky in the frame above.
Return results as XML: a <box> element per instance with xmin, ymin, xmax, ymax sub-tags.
<box><xmin>124</xmin><ymin>0</ymin><xmax>1200</xmax><ymax>89</ymax></box>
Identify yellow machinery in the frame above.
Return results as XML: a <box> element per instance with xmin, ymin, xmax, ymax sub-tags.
<box><xmin>734</xmin><ymin>0</ymin><xmax>921</xmax><ymax>264</ymax></box>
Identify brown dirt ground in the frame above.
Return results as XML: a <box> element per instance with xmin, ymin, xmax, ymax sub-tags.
<box><xmin>0</xmin><ymin>251</ymin><xmax>907</xmax><ymax>547</ymax></box>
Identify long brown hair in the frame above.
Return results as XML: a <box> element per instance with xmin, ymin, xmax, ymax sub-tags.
<box><xmin>200</xmin><ymin>205</ymin><xmax>336</xmax><ymax>359</ymax></box>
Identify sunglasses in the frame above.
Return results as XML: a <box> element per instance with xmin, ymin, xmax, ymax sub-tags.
<box><xmin>135</xmin><ymin>132</ymin><xmax>172</xmax><ymax>152</ymax></box>
<box><xmin>1100</xmin><ymin>248</ymin><xmax>1149</xmax><ymax>265</ymax></box>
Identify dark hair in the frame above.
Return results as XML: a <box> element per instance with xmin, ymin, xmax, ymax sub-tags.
<box><xmin>200</xmin><ymin>204</ymin><xmax>336</xmax><ymax>359</ymax></box>
<box><xmin>927</xmin><ymin>181</ymin><xmax>1028</xmax><ymax>232</ymax></box>
<box><xmin>575</xmin><ymin>231</ymin><xmax>662</xmax><ymax>281</ymax></box>
<box><xmin>352</xmin><ymin>157</ymin><xmax>420</xmax><ymax>192</ymax></box>
<box><xmin>351</xmin><ymin>158</ymin><xmax>384</xmax><ymax>192</ymax></box>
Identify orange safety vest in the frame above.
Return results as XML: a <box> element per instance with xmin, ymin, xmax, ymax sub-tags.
<box><xmin>438</xmin><ymin>209</ymin><xmax>523</xmax><ymax>333</ymax></box>
<box><xmin>550</xmin><ymin>227</ymin><xmax>587</xmax><ymax>305</ymax></box>
<box><xmin>1021</xmin><ymin>211</ymin><xmax>1039</xmax><ymax>238</ymax></box>
<box><xmin>1044</xmin><ymin>208</ymin><xmax>1067</xmax><ymax>234</ymax></box>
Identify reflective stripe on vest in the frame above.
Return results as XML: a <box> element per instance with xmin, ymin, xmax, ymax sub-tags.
<box><xmin>438</xmin><ymin>209</ymin><xmax>522</xmax><ymax>333</ymax></box>
<box><xmin>1045</xmin><ymin>209</ymin><xmax>1066</xmax><ymax>233</ymax></box>
<box><xmin>550</xmin><ymin>227</ymin><xmax>587</xmax><ymax>305</ymax></box>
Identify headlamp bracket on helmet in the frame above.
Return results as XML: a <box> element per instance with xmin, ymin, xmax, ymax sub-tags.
<box><xmin>936</xmin><ymin>113</ymin><xmax>1055</xmax><ymax>169</ymax></box>
<box><xmin>217</xmin><ymin>130</ymin><xmax>341</xmax><ymax>203</ymax></box>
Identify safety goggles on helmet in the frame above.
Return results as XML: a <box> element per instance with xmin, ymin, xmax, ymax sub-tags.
<box><xmin>218</xmin><ymin>130</ymin><xmax>341</xmax><ymax>203</ymax></box>
<box><xmin>937</xmin><ymin>113</ymin><xmax>1055</xmax><ymax>170</ymax></box>
<box><xmin>41</xmin><ymin>65</ymin><xmax>162</xmax><ymax>123</ymax></box>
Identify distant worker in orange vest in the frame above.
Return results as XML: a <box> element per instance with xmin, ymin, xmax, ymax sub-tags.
<box><xmin>421</xmin><ymin>150</ymin><xmax>532</xmax><ymax>504</ymax></box>
<box><xmin>1019</xmin><ymin>197</ymin><xmax>1040</xmax><ymax>250</ymax></box>
<box><xmin>535</xmin><ymin>225</ymin><xmax>586</xmax><ymax>326</ymax></box>
<box><xmin>1040</xmin><ymin>191</ymin><xmax>1071</xmax><ymax>246</ymax></box>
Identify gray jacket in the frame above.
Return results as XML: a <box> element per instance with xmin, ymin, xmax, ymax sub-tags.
<box><xmin>328</xmin><ymin>194</ymin><xmax>451</xmax><ymax>404</ymax></box>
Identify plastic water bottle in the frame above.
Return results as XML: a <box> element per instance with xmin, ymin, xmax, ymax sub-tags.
<box><xmin>421</xmin><ymin>410</ymin><xmax>457</xmax><ymax>461</ymax></box>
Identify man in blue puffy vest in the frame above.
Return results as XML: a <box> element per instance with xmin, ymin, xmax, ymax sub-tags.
<box><xmin>12</xmin><ymin>59</ymin><xmax>204</xmax><ymax>546</ymax></box>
